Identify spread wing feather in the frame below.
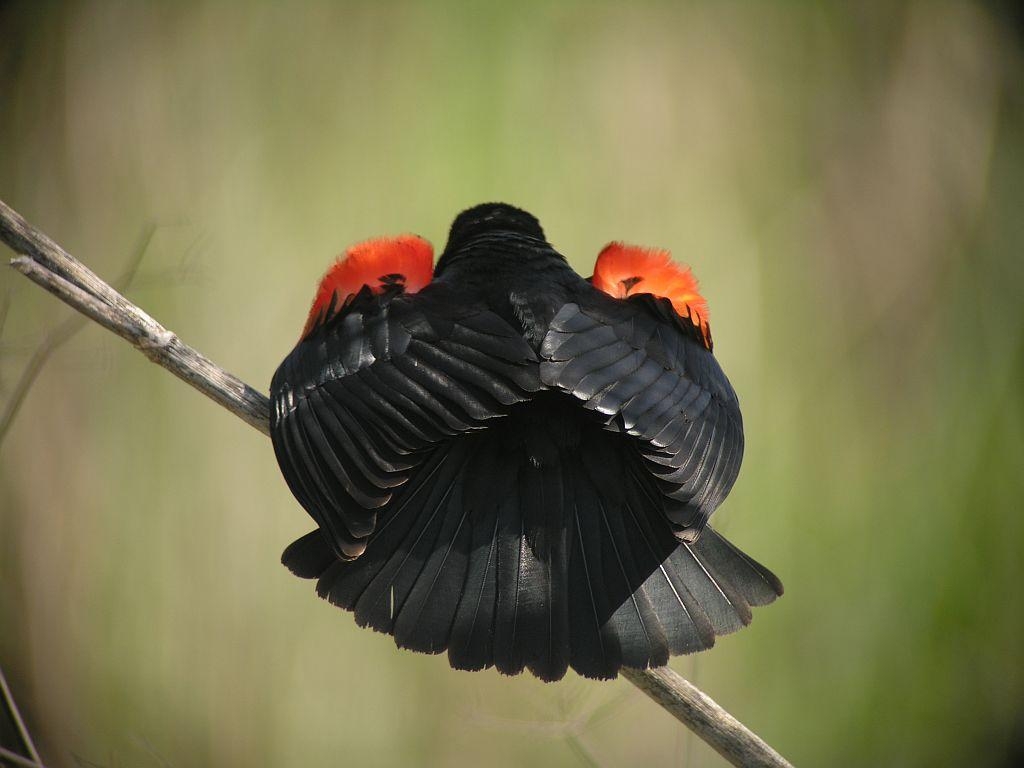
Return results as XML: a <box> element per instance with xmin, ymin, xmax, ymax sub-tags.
<box><xmin>271</xmin><ymin>285</ymin><xmax>542</xmax><ymax>561</ymax></box>
<box><xmin>540</xmin><ymin>294</ymin><xmax>743</xmax><ymax>542</ymax></box>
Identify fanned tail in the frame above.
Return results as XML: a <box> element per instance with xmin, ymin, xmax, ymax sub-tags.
<box><xmin>285</xmin><ymin>405</ymin><xmax>782</xmax><ymax>681</ymax></box>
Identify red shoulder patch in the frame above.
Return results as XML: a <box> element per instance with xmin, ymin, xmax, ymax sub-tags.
<box><xmin>592</xmin><ymin>242</ymin><xmax>711</xmax><ymax>348</ymax></box>
<box><xmin>301</xmin><ymin>235</ymin><xmax>434</xmax><ymax>338</ymax></box>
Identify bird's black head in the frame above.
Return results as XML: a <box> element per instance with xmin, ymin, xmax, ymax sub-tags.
<box><xmin>445</xmin><ymin>203</ymin><xmax>546</xmax><ymax>252</ymax></box>
<box><xmin>434</xmin><ymin>202</ymin><xmax>567</xmax><ymax>283</ymax></box>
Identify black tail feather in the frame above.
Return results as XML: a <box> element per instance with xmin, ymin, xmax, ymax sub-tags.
<box><xmin>391</xmin><ymin>472</ymin><xmax>472</xmax><ymax>653</ymax></box>
<box><xmin>292</xmin><ymin>409</ymin><xmax>782</xmax><ymax>681</ymax></box>
<box><xmin>447</xmin><ymin>437</ymin><xmax>505</xmax><ymax>670</ymax></box>
<box><xmin>351</xmin><ymin>442</ymin><xmax>468</xmax><ymax>641</ymax></box>
<box><xmin>282</xmin><ymin>529</ymin><xmax>336</xmax><ymax>578</ymax></box>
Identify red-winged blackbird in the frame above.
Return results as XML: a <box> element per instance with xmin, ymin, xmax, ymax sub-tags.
<box><xmin>270</xmin><ymin>203</ymin><xmax>782</xmax><ymax>681</ymax></box>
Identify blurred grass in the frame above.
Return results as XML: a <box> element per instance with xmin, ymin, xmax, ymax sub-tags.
<box><xmin>2</xmin><ymin>1</ymin><xmax>1023</xmax><ymax>766</ymax></box>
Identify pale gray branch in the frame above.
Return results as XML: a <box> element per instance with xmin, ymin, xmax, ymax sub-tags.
<box><xmin>1</xmin><ymin>199</ymin><xmax>269</xmax><ymax>436</ymax></box>
<box><xmin>0</xmin><ymin>225</ymin><xmax>154</xmax><ymax>444</ymax></box>
<box><xmin>0</xmin><ymin>745</ymin><xmax>47</xmax><ymax>768</ymax></box>
<box><xmin>0</xmin><ymin>666</ymin><xmax>44</xmax><ymax>768</ymax></box>
<box><xmin>0</xmin><ymin>196</ymin><xmax>792</xmax><ymax>768</ymax></box>
<box><xmin>621</xmin><ymin>666</ymin><xmax>791</xmax><ymax>767</ymax></box>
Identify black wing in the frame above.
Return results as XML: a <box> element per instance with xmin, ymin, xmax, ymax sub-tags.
<box><xmin>539</xmin><ymin>292</ymin><xmax>743</xmax><ymax>542</ymax></box>
<box><xmin>270</xmin><ymin>283</ymin><xmax>542</xmax><ymax>560</ymax></box>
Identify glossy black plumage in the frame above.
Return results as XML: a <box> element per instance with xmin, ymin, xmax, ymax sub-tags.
<box><xmin>270</xmin><ymin>203</ymin><xmax>781</xmax><ymax>680</ymax></box>
<box><xmin>540</xmin><ymin>295</ymin><xmax>744</xmax><ymax>542</ymax></box>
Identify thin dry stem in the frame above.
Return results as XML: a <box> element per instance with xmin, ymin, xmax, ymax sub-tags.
<box><xmin>0</xmin><ymin>666</ymin><xmax>44</xmax><ymax>768</ymax></box>
<box><xmin>0</xmin><ymin>225</ymin><xmax>154</xmax><ymax>444</ymax></box>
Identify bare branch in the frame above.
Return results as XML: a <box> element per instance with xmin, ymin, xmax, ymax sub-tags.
<box><xmin>0</xmin><ymin>196</ymin><xmax>793</xmax><ymax>768</ymax></box>
<box><xmin>0</xmin><ymin>745</ymin><xmax>48</xmax><ymax>768</ymax></box>
<box><xmin>621</xmin><ymin>666</ymin><xmax>791</xmax><ymax>768</ymax></box>
<box><xmin>0</xmin><ymin>666</ymin><xmax>44</xmax><ymax>767</ymax></box>
<box><xmin>0</xmin><ymin>225</ymin><xmax>154</xmax><ymax>444</ymax></box>
<box><xmin>1</xmin><ymin>200</ymin><xmax>269</xmax><ymax>436</ymax></box>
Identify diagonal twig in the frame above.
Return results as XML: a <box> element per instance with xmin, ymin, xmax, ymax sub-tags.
<box><xmin>1</xmin><ymin>200</ymin><xmax>269</xmax><ymax>436</ymax></box>
<box><xmin>0</xmin><ymin>666</ymin><xmax>44</xmax><ymax>768</ymax></box>
<box><xmin>0</xmin><ymin>745</ymin><xmax>47</xmax><ymax>768</ymax></box>
<box><xmin>0</xmin><ymin>224</ymin><xmax>155</xmax><ymax>445</ymax></box>
<box><xmin>621</xmin><ymin>666</ymin><xmax>789</xmax><ymax>767</ymax></box>
<box><xmin>0</xmin><ymin>197</ymin><xmax>793</xmax><ymax>768</ymax></box>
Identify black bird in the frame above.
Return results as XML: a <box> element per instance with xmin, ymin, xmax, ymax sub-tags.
<box><xmin>270</xmin><ymin>203</ymin><xmax>782</xmax><ymax>681</ymax></box>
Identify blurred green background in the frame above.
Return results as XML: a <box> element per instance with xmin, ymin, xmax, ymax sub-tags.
<box><xmin>2</xmin><ymin>1</ymin><xmax>1023</xmax><ymax>766</ymax></box>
